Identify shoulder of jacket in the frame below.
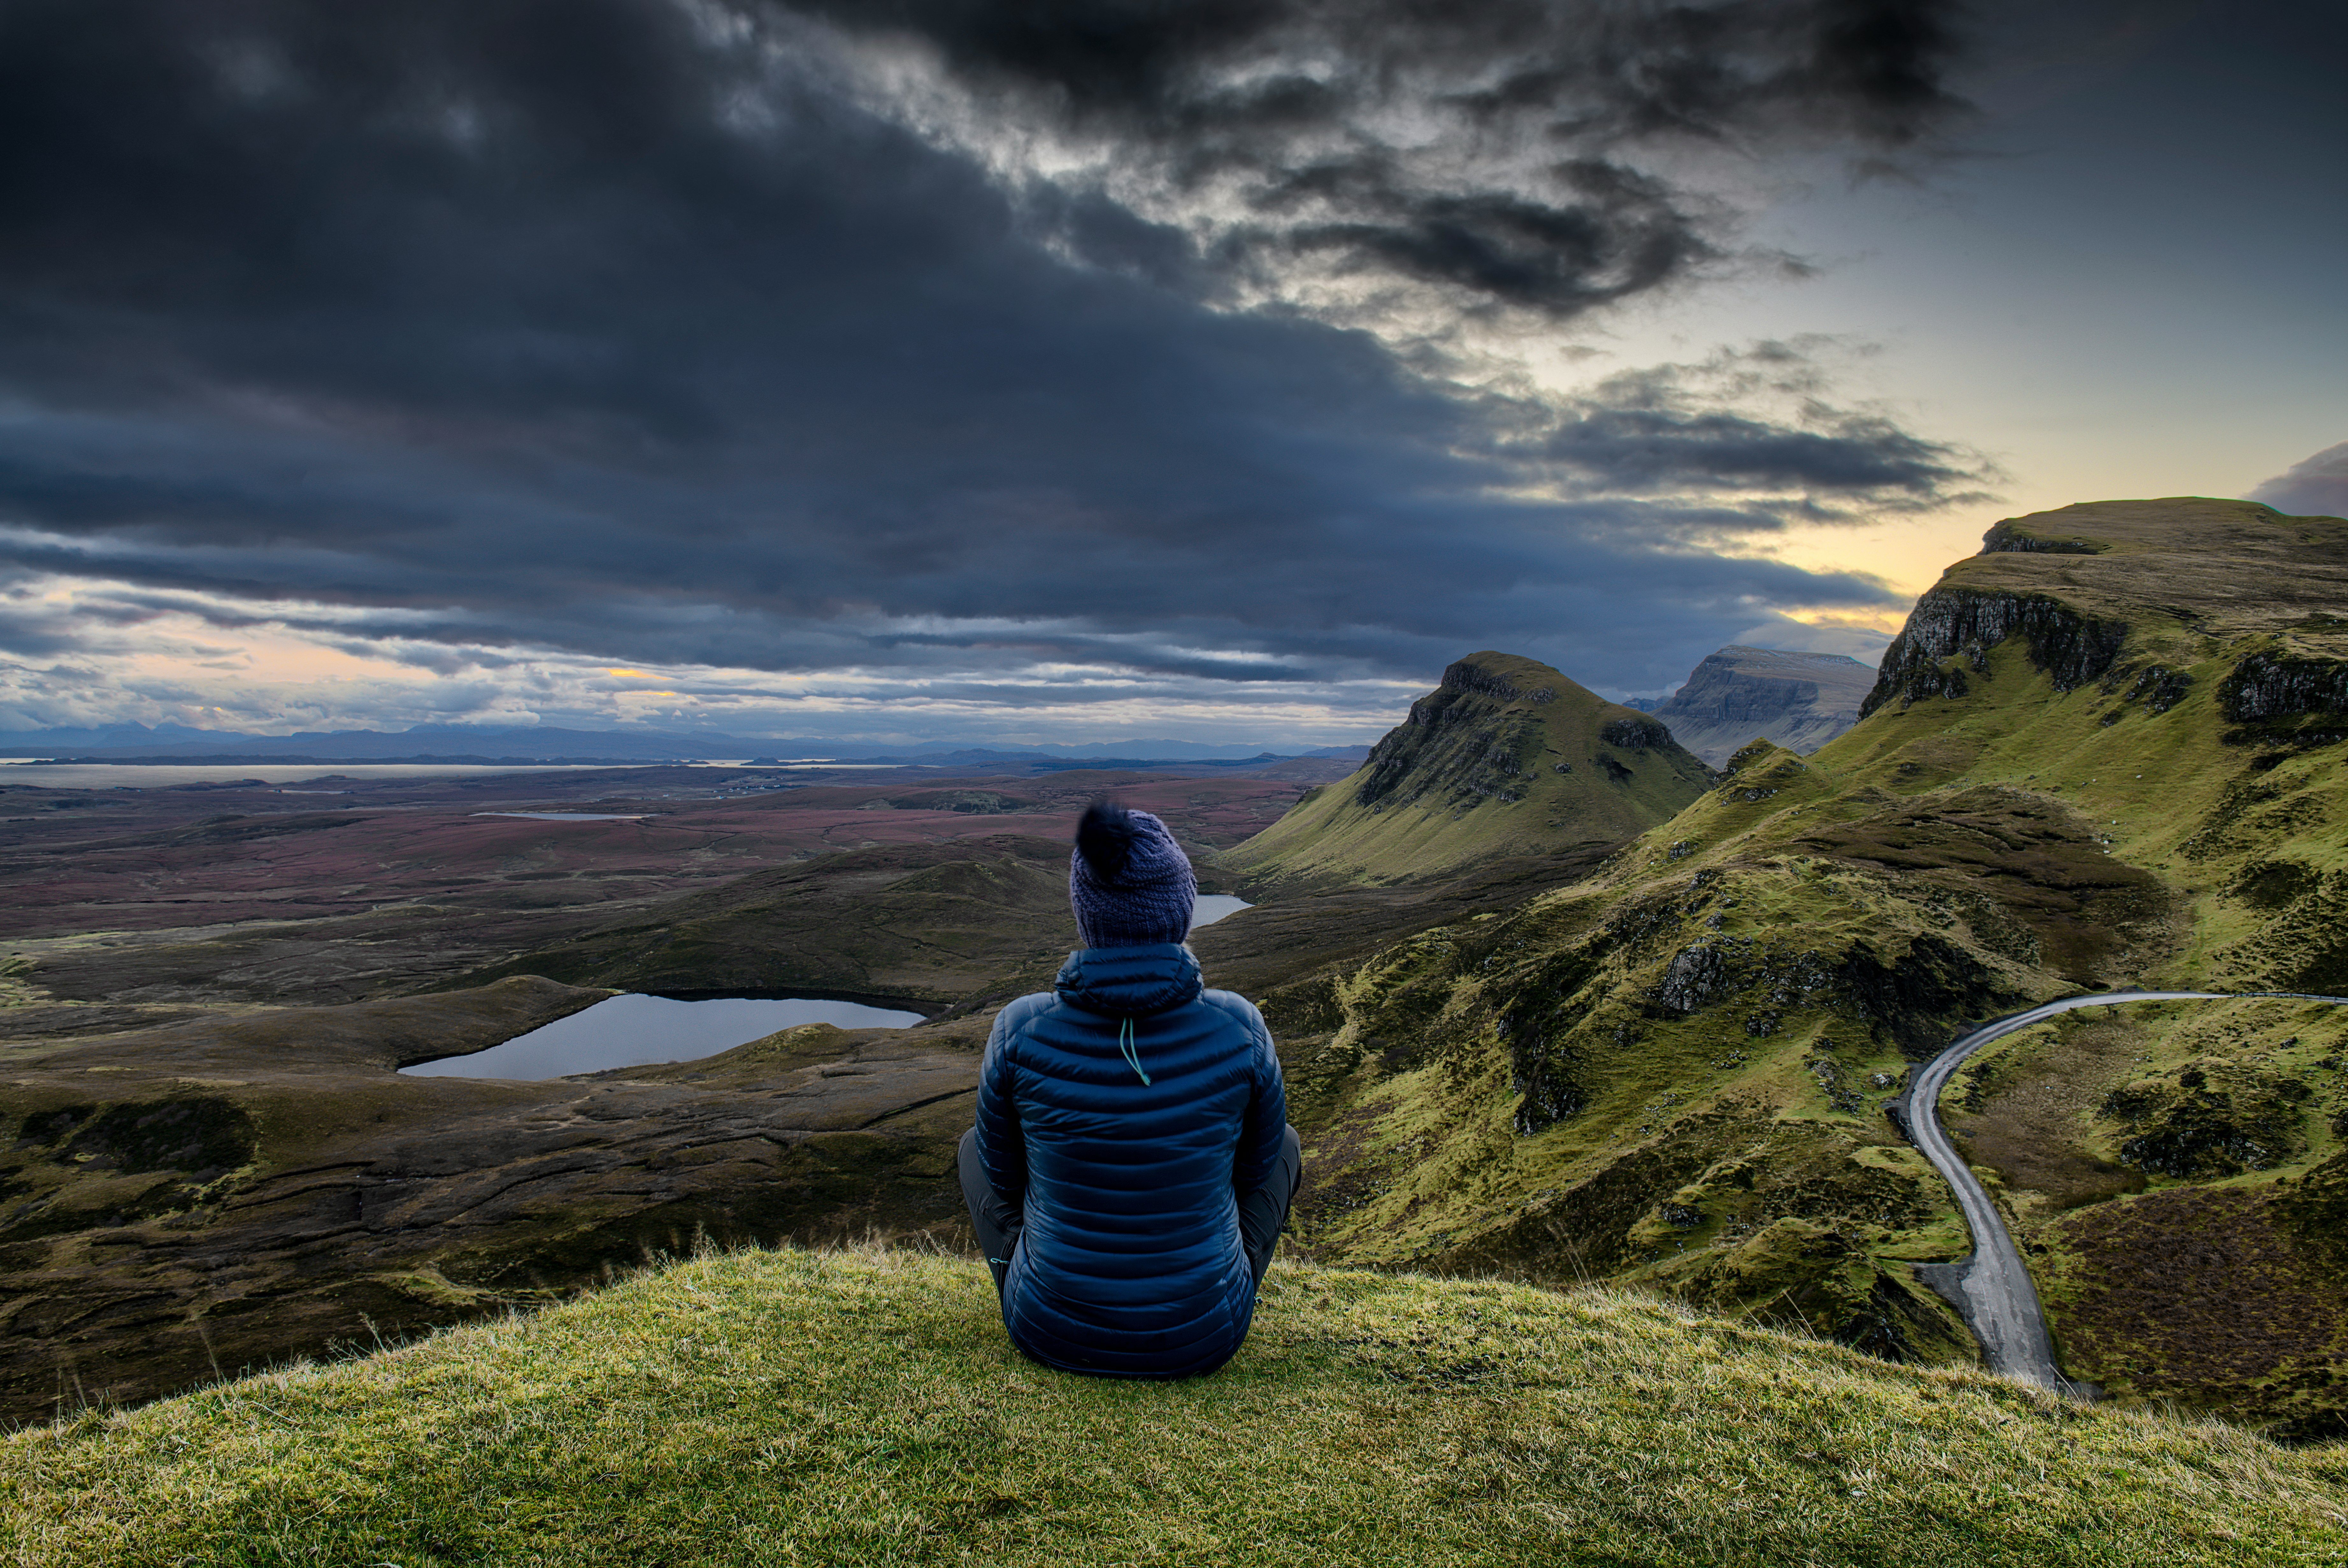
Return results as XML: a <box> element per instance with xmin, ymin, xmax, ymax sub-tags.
<box><xmin>1198</xmin><ymin>989</ymin><xmax>1269</xmax><ymax>1033</ymax></box>
<box><xmin>1004</xmin><ymin>990</ymin><xmax>1057</xmax><ymax>1022</ymax></box>
<box><xmin>988</xmin><ymin>992</ymin><xmax>1057</xmax><ymax>1050</ymax></box>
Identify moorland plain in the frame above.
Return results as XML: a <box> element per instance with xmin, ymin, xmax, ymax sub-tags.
<box><xmin>0</xmin><ymin>761</ymin><xmax>1348</xmax><ymax>1419</ymax></box>
<box><xmin>0</xmin><ymin>761</ymin><xmax>1333</xmax><ymax>1009</ymax></box>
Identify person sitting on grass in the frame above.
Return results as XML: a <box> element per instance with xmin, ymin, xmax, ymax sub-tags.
<box><xmin>958</xmin><ymin>800</ymin><xmax>1300</xmax><ymax>1379</ymax></box>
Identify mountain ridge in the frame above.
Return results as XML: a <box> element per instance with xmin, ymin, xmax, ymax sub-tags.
<box><xmin>1238</xmin><ymin>498</ymin><xmax>2348</xmax><ymax>1433</ymax></box>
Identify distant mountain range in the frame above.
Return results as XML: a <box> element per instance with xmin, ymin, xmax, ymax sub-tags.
<box><xmin>6</xmin><ymin>648</ymin><xmax>1886</xmax><ymax>777</ymax></box>
<box><xmin>0</xmin><ymin>645</ymin><xmax>1872</xmax><ymax>777</ymax></box>
<box><xmin>0</xmin><ymin>722</ymin><xmax>1372</xmax><ymax>767</ymax></box>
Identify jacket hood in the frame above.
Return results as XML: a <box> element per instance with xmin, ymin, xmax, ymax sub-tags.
<box><xmin>1054</xmin><ymin>943</ymin><xmax>1203</xmax><ymax>1017</ymax></box>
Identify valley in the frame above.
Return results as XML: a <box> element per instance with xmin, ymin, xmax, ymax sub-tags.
<box><xmin>4</xmin><ymin>496</ymin><xmax>2347</xmax><ymax>1446</ymax></box>
<box><xmin>0</xmin><ymin>762</ymin><xmax>1328</xmax><ymax>1418</ymax></box>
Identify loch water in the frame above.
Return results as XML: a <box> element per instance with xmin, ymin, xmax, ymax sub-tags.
<box><xmin>1190</xmin><ymin>894</ymin><xmax>1251</xmax><ymax>926</ymax></box>
<box><xmin>399</xmin><ymin>994</ymin><xmax>925</xmax><ymax>1081</ymax></box>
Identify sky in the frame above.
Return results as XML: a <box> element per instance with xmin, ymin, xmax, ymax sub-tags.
<box><xmin>0</xmin><ymin>0</ymin><xmax>2340</xmax><ymax>748</ymax></box>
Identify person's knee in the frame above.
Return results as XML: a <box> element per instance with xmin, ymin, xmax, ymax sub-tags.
<box><xmin>960</xmin><ymin>1129</ymin><xmax>1021</xmax><ymax>1231</ymax></box>
<box><xmin>956</xmin><ymin>1126</ymin><xmax>982</xmax><ymax>1192</ymax></box>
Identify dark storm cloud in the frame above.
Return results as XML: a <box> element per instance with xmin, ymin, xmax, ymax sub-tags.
<box><xmin>805</xmin><ymin>0</ymin><xmax>1965</xmax><ymax>144</ymax></box>
<box><xmin>1534</xmin><ymin>403</ymin><xmax>1965</xmax><ymax>497</ymax></box>
<box><xmin>0</xmin><ymin>0</ymin><xmax>1975</xmax><ymax>706</ymax></box>
<box><xmin>1271</xmin><ymin>161</ymin><xmax>1715</xmax><ymax>316</ymax></box>
<box><xmin>808</xmin><ymin>0</ymin><xmax>1970</xmax><ymax>314</ymax></box>
<box><xmin>1475</xmin><ymin>343</ymin><xmax>1990</xmax><ymax>508</ymax></box>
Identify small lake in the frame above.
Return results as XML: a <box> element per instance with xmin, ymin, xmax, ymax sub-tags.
<box><xmin>400</xmin><ymin>994</ymin><xmax>925</xmax><ymax>1081</ymax></box>
<box><xmin>1191</xmin><ymin>895</ymin><xmax>1251</xmax><ymax>927</ymax></box>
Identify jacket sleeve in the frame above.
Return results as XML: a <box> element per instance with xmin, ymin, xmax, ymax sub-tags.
<box><xmin>1231</xmin><ymin>999</ymin><xmax>1286</xmax><ymax>1195</ymax></box>
<box><xmin>975</xmin><ymin>1004</ymin><xmax>1027</xmax><ymax>1209</ymax></box>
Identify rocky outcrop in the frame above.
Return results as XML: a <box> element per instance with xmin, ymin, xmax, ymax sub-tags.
<box><xmin>1599</xmin><ymin>716</ymin><xmax>1672</xmax><ymax>750</ymax></box>
<box><xmin>1980</xmin><ymin>520</ymin><xmax>2107</xmax><ymax>555</ymax></box>
<box><xmin>1830</xmin><ymin>935</ymin><xmax>2008</xmax><ymax>1059</ymax></box>
<box><xmin>1861</xmin><ymin>589</ymin><xmax>2128</xmax><ymax>716</ymax></box>
<box><xmin>2108</xmin><ymin>662</ymin><xmax>2193</xmax><ymax>717</ymax></box>
<box><xmin>1654</xmin><ymin>942</ymin><xmax>1742</xmax><ymax>1013</ymax></box>
<box><xmin>1439</xmin><ymin>659</ymin><xmax>1530</xmax><ymax>704</ymax></box>
<box><xmin>1351</xmin><ymin>661</ymin><xmax>1571</xmax><ymax>811</ymax></box>
<box><xmin>2099</xmin><ymin>1063</ymin><xmax>2313</xmax><ymax>1179</ymax></box>
<box><xmin>1638</xmin><ymin>929</ymin><xmax>2002</xmax><ymax>1058</ymax></box>
<box><xmin>1645</xmin><ymin>646</ymin><xmax>1876</xmax><ymax>766</ymax></box>
<box><xmin>2218</xmin><ymin>650</ymin><xmax>2348</xmax><ymax>745</ymax></box>
<box><xmin>1353</xmin><ymin>693</ymin><xmax>1541</xmax><ymax>811</ymax></box>
<box><xmin>1497</xmin><ymin>948</ymin><xmax>1608</xmax><ymax>1136</ymax></box>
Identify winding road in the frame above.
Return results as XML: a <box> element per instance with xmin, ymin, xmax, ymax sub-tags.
<box><xmin>1901</xmin><ymin>988</ymin><xmax>2348</xmax><ymax>1393</ymax></box>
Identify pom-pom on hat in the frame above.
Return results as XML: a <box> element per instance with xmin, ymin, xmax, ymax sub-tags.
<box><xmin>1070</xmin><ymin>801</ymin><xmax>1197</xmax><ymax>949</ymax></box>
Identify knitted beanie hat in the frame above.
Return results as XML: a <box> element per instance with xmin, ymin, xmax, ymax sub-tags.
<box><xmin>1069</xmin><ymin>802</ymin><xmax>1197</xmax><ymax>949</ymax></box>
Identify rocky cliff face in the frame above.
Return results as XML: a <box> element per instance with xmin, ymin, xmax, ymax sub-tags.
<box><xmin>1861</xmin><ymin>590</ymin><xmax>2130</xmax><ymax>716</ymax></box>
<box><xmin>1648</xmin><ymin>646</ymin><xmax>1877</xmax><ymax>766</ymax></box>
<box><xmin>2217</xmin><ymin>648</ymin><xmax>2348</xmax><ymax>744</ymax></box>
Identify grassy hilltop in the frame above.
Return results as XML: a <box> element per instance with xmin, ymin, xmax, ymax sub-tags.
<box><xmin>6</xmin><ymin>1245</ymin><xmax>2343</xmax><ymax>1568</ymax></box>
<box><xmin>1238</xmin><ymin>498</ymin><xmax>2348</xmax><ymax>1434</ymax></box>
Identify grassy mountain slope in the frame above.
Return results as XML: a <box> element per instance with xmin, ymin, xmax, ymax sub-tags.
<box><xmin>1262</xmin><ymin>499</ymin><xmax>2348</xmax><ymax>1432</ymax></box>
<box><xmin>1227</xmin><ymin>652</ymin><xmax>1713</xmax><ymax>887</ymax></box>
<box><xmin>7</xmin><ymin>1245</ymin><xmax>2341</xmax><ymax>1568</ymax></box>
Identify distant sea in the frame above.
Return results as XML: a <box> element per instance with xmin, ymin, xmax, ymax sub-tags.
<box><xmin>2</xmin><ymin>761</ymin><xmax>630</xmax><ymax>790</ymax></box>
<box><xmin>0</xmin><ymin>759</ymin><xmax>910</xmax><ymax>791</ymax></box>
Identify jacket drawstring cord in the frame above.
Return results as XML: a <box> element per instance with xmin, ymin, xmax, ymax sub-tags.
<box><xmin>1117</xmin><ymin>1015</ymin><xmax>1152</xmax><ymax>1085</ymax></box>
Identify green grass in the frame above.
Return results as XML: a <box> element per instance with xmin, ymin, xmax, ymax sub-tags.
<box><xmin>6</xmin><ymin>1245</ymin><xmax>2343</xmax><ymax>1567</ymax></box>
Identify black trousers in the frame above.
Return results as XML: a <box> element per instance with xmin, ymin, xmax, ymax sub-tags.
<box><xmin>958</xmin><ymin>1124</ymin><xmax>1303</xmax><ymax>1295</ymax></box>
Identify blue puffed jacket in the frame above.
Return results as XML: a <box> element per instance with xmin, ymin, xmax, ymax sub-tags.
<box><xmin>975</xmin><ymin>942</ymin><xmax>1286</xmax><ymax>1379</ymax></box>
